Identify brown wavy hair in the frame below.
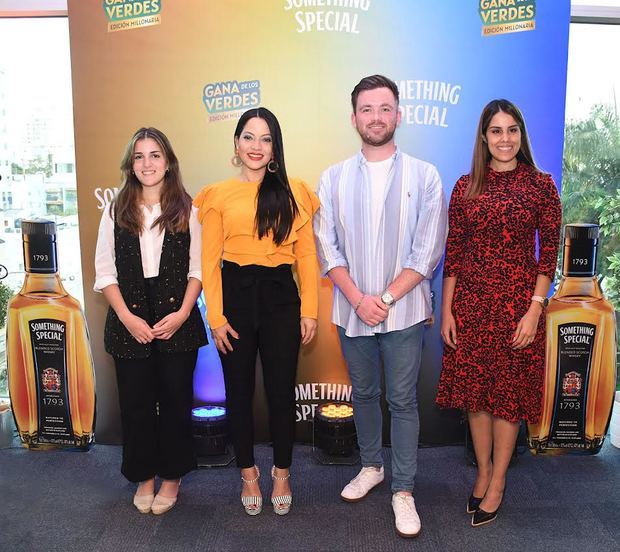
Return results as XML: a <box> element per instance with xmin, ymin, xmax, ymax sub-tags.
<box><xmin>466</xmin><ymin>99</ymin><xmax>539</xmax><ymax>199</ymax></box>
<box><xmin>111</xmin><ymin>127</ymin><xmax>192</xmax><ymax>234</ymax></box>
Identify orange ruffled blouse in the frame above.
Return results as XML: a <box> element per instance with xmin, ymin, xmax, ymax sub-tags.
<box><xmin>193</xmin><ymin>177</ymin><xmax>320</xmax><ymax>329</ymax></box>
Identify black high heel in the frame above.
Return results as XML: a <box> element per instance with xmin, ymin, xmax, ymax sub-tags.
<box><xmin>471</xmin><ymin>488</ymin><xmax>504</xmax><ymax>527</ymax></box>
<box><xmin>471</xmin><ymin>505</ymin><xmax>500</xmax><ymax>527</ymax></box>
<box><xmin>466</xmin><ymin>494</ymin><xmax>483</xmax><ymax>514</ymax></box>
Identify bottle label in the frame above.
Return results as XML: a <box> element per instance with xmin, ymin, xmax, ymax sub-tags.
<box><xmin>29</xmin><ymin>318</ymin><xmax>74</xmax><ymax>444</ymax></box>
<box><xmin>563</xmin><ymin>244</ymin><xmax>596</xmax><ymax>277</ymax></box>
<box><xmin>24</xmin><ymin>235</ymin><xmax>57</xmax><ymax>273</ymax></box>
<box><xmin>547</xmin><ymin>322</ymin><xmax>595</xmax><ymax>449</ymax></box>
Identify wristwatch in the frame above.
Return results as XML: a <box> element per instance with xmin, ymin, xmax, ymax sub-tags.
<box><xmin>381</xmin><ymin>290</ymin><xmax>395</xmax><ymax>307</ymax></box>
<box><xmin>531</xmin><ymin>295</ymin><xmax>549</xmax><ymax>308</ymax></box>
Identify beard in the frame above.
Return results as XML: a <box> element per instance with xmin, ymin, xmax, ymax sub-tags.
<box><xmin>357</xmin><ymin>122</ymin><xmax>397</xmax><ymax>147</ymax></box>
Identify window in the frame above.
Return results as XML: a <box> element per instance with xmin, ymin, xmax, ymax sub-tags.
<box><xmin>564</xmin><ymin>2</ymin><xmax>620</xmax><ymax>385</ymax></box>
<box><xmin>0</xmin><ymin>17</ymin><xmax>81</xmax><ymax>398</ymax></box>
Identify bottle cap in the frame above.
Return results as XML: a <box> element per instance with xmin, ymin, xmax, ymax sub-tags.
<box><xmin>21</xmin><ymin>219</ymin><xmax>57</xmax><ymax>236</ymax></box>
<box><xmin>564</xmin><ymin>223</ymin><xmax>599</xmax><ymax>243</ymax></box>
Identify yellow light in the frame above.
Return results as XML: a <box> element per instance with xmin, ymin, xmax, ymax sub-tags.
<box><xmin>319</xmin><ymin>403</ymin><xmax>354</xmax><ymax>419</ymax></box>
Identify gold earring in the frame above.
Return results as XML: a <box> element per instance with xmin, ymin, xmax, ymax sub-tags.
<box><xmin>231</xmin><ymin>150</ymin><xmax>242</xmax><ymax>167</ymax></box>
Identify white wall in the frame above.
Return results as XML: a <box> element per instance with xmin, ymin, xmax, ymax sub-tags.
<box><xmin>0</xmin><ymin>0</ymin><xmax>66</xmax><ymax>16</ymax></box>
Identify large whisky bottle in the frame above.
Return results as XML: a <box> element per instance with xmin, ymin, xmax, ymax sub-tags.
<box><xmin>6</xmin><ymin>220</ymin><xmax>96</xmax><ymax>449</ymax></box>
<box><xmin>528</xmin><ymin>224</ymin><xmax>617</xmax><ymax>454</ymax></box>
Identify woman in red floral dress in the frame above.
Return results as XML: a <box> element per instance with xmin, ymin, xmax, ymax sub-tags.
<box><xmin>435</xmin><ymin>99</ymin><xmax>562</xmax><ymax>527</ymax></box>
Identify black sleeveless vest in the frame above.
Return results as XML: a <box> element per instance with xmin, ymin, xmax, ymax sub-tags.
<box><xmin>103</xmin><ymin>223</ymin><xmax>208</xmax><ymax>359</ymax></box>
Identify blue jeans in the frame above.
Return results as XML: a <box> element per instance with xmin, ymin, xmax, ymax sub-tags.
<box><xmin>337</xmin><ymin>322</ymin><xmax>424</xmax><ymax>493</ymax></box>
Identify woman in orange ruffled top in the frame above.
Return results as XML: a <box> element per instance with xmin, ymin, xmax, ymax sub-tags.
<box><xmin>194</xmin><ymin>107</ymin><xmax>319</xmax><ymax>517</ymax></box>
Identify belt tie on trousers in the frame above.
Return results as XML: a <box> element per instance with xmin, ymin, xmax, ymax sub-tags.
<box><xmin>222</xmin><ymin>261</ymin><xmax>296</xmax><ymax>331</ymax></box>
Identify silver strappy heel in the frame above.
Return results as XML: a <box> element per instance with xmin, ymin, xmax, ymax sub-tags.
<box><xmin>271</xmin><ymin>466</ymin><xmax>292</xmax><ymax>515</ymax></box>
<box><xmin>241</xmin><ymin>466</ymin><xmax>262</xmax><ymax>515</ymax></box>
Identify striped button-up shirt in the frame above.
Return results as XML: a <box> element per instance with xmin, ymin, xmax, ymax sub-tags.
<box><xmin>314</xmin><ymin>148</ymin><xmax>448</xmax><ymax>337</ymax></box>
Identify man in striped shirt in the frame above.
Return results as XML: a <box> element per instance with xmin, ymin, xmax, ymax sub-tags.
<box><xmin>314</xmin><ymin>75</ymin><xmax>447</xmax><ymax>538</ymax></box>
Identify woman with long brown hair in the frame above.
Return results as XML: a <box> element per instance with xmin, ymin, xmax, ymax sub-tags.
<box><xmin>94</xmin><ymin>127</ymin><xmax>207</xmax><ymax>515</ymax></box>
<box><xmin>436</xmin><ymin>100</ymin><xmax>562</xmax><ymax>526</ymax></box>
<box><xmin>194</xmin><ymin>107</ymin><xmax>319</xmax><ymax>516</ymax></box>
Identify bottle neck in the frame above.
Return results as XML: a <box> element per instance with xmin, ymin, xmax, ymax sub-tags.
<box><xmin>554</xmin><ymin>275</ymin><xmax>603</xmax><ymax>301</ymax></box>
<box><xmin>19</xmin><ymin>272</ymin><xmax>67</xmax><ymax>298</ymax></box>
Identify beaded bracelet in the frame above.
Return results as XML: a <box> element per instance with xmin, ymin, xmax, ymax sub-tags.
<box><xmin>354</xmin><ymin>294</ymin><xmax>366</xmax><ymax>312</ymax></box>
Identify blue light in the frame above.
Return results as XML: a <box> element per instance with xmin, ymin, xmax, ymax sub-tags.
<box><xmin>193</xmin><ymin>293</ymin><xmax>227</xmax><ymax>404</ymax></box>
<box><xmin>192</xmin><ymin>406</ymin><xmax>226</xmax><ymax>422</ymax></box>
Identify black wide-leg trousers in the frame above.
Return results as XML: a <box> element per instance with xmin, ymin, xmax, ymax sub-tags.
<box><xmin>114</xmin><ymin>350</ymin><xmax>198</xmax><ymax>483</ymax></box>
<box><xmin>220</xmin><ymin>261</ymin><xmax>302</xmax><ymax>469</ymax></box>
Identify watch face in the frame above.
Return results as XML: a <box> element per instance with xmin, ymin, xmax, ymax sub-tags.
<box><xmin>381</xmin><ymin>292</ymin><xmax>394</xmax><ymax>306</ymax></box>
<box><xmin>532</xmin><ymin>296</ymin><xmax>548</xmax><ymax>308</ymax></box>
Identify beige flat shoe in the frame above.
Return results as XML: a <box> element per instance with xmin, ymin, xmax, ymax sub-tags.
<box><xmin>151</xmin><ymin>479</ymin><xmax>181</xmax><ymax>515</ymax></box>
<box><xmin>133</xmin><ymin>479</ymin><xmax>156</xmax><ymax>514</ymax></box>
<box><xmin>133</xmin><ymin>492</ymin><xmax>155</xmax><ymax>514</ymax></box>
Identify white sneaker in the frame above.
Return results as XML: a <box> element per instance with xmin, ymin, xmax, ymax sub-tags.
<box><xmin>340</xmin><ymin>466</ymin><xmax>384</xmax><ymax>502</ymax></box>
<box><xmin>392</xmin><ymin>493</ymin><xmax>421</xmax><ymax>538</ymax></box>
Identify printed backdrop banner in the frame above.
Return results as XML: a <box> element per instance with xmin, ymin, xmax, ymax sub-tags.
<box><xmin>69</xmin><ymin>0</ymin><xmax>570</xmax><ymax>444</ymax></box>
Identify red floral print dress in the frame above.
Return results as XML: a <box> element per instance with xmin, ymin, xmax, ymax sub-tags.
<box><xmin>435</xmin><ymin>163</ymin><xmax>562</xmax><ymax>423</ymax></box>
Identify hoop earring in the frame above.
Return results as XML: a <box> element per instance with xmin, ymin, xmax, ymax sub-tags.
<box><xmin>231</xmin><ymin>153</ymin><xmax>243</xmax><ymax>167</ymax></box>
<box><xmin>267</xmin><ymin>159</ymin><xmax>279</xmax><ymax>173</ymax></box>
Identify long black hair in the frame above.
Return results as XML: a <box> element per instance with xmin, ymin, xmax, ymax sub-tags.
<box><xmin>234</xmin><ymin>107</ymin><xmax>299</xmax><ymax>245</ymax></box>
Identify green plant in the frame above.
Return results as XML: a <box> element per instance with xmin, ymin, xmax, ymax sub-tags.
<box><xmin>0</xmin><ymin>282</ymin><xmax>11</xmax><ymax>397</ymax></box>
<box><xmin>562</xmin><ymin>104</ymin><xmax>620</xmax><ymax>310</ymax></box>
<box><xmin>562</xmin><ymin>104</ymin><xmax>620</xmax><ymax>389</ymax></box>
<box><xmin>595</xmin><ymin>189</ymin><xmax>620</xmax><ymax>307</ymax></box>
<box><xmin>0</xmin><ymin>281</ymin><xmax>12</xmax><ymax>329</ymax></box>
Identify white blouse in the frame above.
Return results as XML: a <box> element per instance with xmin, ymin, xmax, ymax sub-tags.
<box><xmin>94</xmin><ymin>202</ymin><xmax>202</xmax><ymax>293</ymax></box>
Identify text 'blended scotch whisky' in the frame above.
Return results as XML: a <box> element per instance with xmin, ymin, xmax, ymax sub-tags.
<box><xmin>528</xmin><ymin>224</ymin><xmax>617</xmax><ymax>454</ymax></box>
<box><xmin>6</xmin><ymin>220</ymin><xmax>96</xmax><ymax>449</ymax></box>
